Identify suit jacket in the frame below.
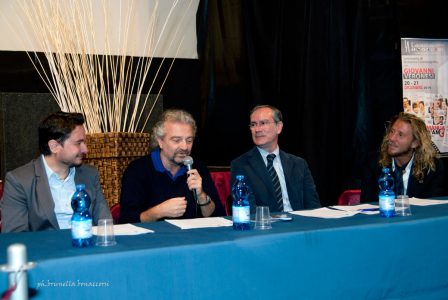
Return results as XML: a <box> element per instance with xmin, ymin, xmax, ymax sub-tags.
<box><xmin>360</xmin><ymin>152</ymin><xmax>446</xmax><ymax>202</ymax></box>
<box><xmin>1</xmin><ymin>156</ymin><xmax>111</xmax><ymax>232</ymax></box>
<box><xmin>231</xmin><ymin>147</ymin><xmax>321</xmax><ymax>212</ymax></box>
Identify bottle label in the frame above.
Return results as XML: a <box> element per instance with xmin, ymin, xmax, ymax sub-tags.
<box><xmin>379</xmin><ymin>195</ymin><xmax>395</xmax><ymax>211</ymax></box>
<box><xmin>71</xmin><ymin>220</ymin><xmax>93</xmax><ymax>239</ymax></box>
<box><xmin>232</xmin><ymin>206</ymin><xmax>250</xmax><ymax>223</ymax></box>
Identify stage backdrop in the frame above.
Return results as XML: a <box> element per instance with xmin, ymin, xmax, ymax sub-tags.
<box><xmin>401</xmin><ymin>38</ymin><xmax>448</xmax><ymax>155</ymax></box>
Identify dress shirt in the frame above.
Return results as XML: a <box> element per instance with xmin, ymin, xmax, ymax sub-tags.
<box><xmin>257</xmin><ymin>147</ymin><xmax>292</xmax><ymax>211</ymax></box>
<box><xmin>392</xmin><ymin>154</ymin><xmax>414</xmax><ymax>196</ymax></box>
<box><xmin>42</xmin><ymin>155</ymin><xmax>76</xmax><ymax>229</ymax></box>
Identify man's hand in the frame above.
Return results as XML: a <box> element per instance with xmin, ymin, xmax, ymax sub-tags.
<box><xmin>158</xmin><ymin>197</ymin><xmax>188</xmax><ymax>218</ymax></box>
<box><xmin>140</xmin><ymin>197</ymin><xmax>187</xmax><ymax>222</ymax></box>
<box><xmin>186</xmin><ymin>169</ymin><xmax>203</xmax><ymax>195</ymax></box>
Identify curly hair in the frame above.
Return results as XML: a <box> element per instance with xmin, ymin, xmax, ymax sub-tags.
<box><xmin>379</xmin><ymin>112</ymin><xmax>438</xmax><ymax>181</ymax></box>
<box><xmin>150</xmin><ymin>109</ymin><xmax>197</xmax><ymax>149</ymax></box>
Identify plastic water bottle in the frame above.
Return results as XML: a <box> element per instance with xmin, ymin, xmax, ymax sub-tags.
<box><xmin>71</xmin><ymin>184</ymin><xmax>94</xmax><ymax>247</ymax></box>
<box><xmin>378</xmin><ymin>167</ymin><xmax>396</xmax><ymax>218</ymax></box>
<box><xmin>232</xmin><ymin>175</ymin><xmax>251</xmax><ymax>230</ymax></box>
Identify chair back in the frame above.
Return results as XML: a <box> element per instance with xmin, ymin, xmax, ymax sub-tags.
<box><xmin>110</xmin><ymin>203</ymin><xmax>120</xmax><ymax>224</ymax></box>
<box><xmin>0</xmin><ymin>180</ymin><xmax>2</xmax><ymax>232</ymax></box>
<box><xmin>210</xmin><ymin>168</ymin><xmax>231</xmax><ymax>216</ymax></box>
<box><xmin>337</xmin><ymin>189</ymin><xmax>361</xmax><ymax>206</ymax></box>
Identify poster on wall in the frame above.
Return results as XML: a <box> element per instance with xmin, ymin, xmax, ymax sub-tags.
<box><xmin>401</xmin><ymin>38</ymin><xmax>448</xmax><ymax>156</ymax></box>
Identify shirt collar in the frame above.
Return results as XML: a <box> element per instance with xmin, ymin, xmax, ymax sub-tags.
<box><xmin>392</xmin><ymin>153</ymin><xmax>414</xmax><ymax>174</ymax></box>
<box><xmin>257</xmin><ymin>146</ymin><xmax>280</xmax><ymax>159</ymax></box>
<box><xmin>151</xmin><ymin>148</ymin><xmax>187</xmax><ymax>180</ymax></box>
<box><xmin>41</xmin><ymin>154</ymin><xmax>76</xmax><ymax>181</ymax></box>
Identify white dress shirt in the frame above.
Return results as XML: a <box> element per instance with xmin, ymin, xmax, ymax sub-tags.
<box><xmin>392</xmin><ymin>154</ymin><xmax>414</xmax><ymax>196</ymax></box>
<box><xmin>257</xmin><ymin>147</ymin><xmax>292</xmax><ymax>212</ymax></box>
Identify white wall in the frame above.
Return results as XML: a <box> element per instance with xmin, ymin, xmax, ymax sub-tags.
<box><xmin>0</xmin><ymin>0</ymin><xmax>199</xmax><ymax>59</ymax></box>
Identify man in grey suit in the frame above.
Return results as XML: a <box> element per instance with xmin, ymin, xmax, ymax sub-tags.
<box><xmin>1</xmin><ymin>112</ymin><xmax>111</xmax><ymax>232</ymax></box>
<box><xmin>231</xmin><ymin>105</ymin><xmax>320</xmax><ymax>212</ymax></box>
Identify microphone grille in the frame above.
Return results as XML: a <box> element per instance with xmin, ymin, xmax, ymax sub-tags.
<box><xmin>183</xmin><ymin>156</ymin><xmax>194</xmax><ymax>166</ymax></box>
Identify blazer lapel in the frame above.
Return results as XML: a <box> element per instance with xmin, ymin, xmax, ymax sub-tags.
<box><xmin>248</xmin><ymin>148</ymin><xmax>275</xmax><ymax>202</ymax></box>
<box><xmin>34</xmin><ymin>157</ymin><xmax>59</xmax><ymax>229</ymax></box>
<box><xmin>74</xmin><ymin>166</ymin><xmax>94</xmax><ymax>215</ymax></box>
<box><xmin>279</xmin><ymin>151</ymin><xmax>292</xmax><ymax>186</ymax></box>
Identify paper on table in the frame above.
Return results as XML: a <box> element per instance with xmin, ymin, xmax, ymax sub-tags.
<box><xmin>165</xmin><ymin>217</ymin><xmax>233</xmax><ymax>229</ymax></box>
<box><xmin>92</xmin><ymin>224</ymin><xmax>154</xmax><ymax>236</ymax></box>
<box><xmin>331</xmin><ymin>204</ymin><xmax>380</xmax><ymax>215</ymax></box>
<box><xmin>408</xmin><ymin>197</ymin><xmax>448</xmax><ymax>206</ymax></box>
<box><xmin>289</xmin><ymin>207</ymin><xmax>359</xmax><ymax>219</ymax></box>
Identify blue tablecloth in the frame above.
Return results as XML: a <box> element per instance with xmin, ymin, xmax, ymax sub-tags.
<box><xmin>1</xmin><ymin>202</ymin><xmax>448</xmax><ymax>300</ymax></box>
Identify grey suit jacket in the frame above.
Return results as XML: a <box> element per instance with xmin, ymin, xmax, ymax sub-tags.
<box><xmin>1</xmin><ymin>156</ymin><xmax>111</xmax><ymax>232</ymax></box>
<box><xmin>231</xmin><ymin>147</ymin><xmax>321</xmax><ymax>212</ymax></box>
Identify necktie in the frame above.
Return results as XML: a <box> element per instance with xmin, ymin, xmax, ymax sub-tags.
<box><xmin>394</xmin><ymin>163</ymin><xmax>407</xmax><ymax>196</ymax></box>
<box><xmin>266</xmin><ymin>154</ymin><xmax>283</xmax><ymax>211</ymax></box>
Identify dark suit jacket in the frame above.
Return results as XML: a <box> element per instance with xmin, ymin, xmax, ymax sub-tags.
<box><xmin>360</xmin><ymin>152</ymin><xmax>446</xmax><ymax>202</ymax></box>
<box><xmin>1</xmin><ymin>156</ymin><xmax>111</xmax><ymax>232</ymax></box>
<box><xmin>231</xmin><ymin>147</ymin><xmax>321</xmax><ymax>212</ymax></box>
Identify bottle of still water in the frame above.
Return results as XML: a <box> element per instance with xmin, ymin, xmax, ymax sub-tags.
<box><xmin>232</xmin><ymin>175</ymin><xmax>251</xmax><ymax>230</ymax></box>
<box><xmin>71</xmin><ymin>184</ymin><xmax>94</xmax><ymax>247</ymax></box>
<box><xmin>378</xmin><ymin>167</ymin><xmax>396</xmax><ymax>218</ymax></box>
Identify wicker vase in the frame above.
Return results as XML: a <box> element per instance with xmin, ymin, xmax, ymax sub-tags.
<box><xmin>84</xmin><ymin>132</ymin><xmax>150</xmax><ymax>207</ymax></box>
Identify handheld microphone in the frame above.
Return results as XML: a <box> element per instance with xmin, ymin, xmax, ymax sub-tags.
<box><xmin>183</xmin><ymin>156</ymin><xmax>198</xmax><ymax>201</ymax></box>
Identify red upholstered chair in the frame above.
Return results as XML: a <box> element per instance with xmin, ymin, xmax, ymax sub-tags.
<box><xmin>337</xmin><ymin>189</ymin><xmax>361</xmax><ymax>206</ymax></box>
<box><xmin>110</xmin><ymin>203</ymin><xmax>120</xmax><ymax>224</ymax></box>
<box><xmin>0</xmin><ymin>180</ymin><xmax>3</xmax><ymax>231</ymax></box>
<box><xmin>209</xmin><ymin>168</ymin><xmax>232</xmax><ymax>216</ymax></box>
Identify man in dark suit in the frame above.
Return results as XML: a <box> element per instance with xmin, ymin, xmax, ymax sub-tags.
<box><xmin>231</xmin><ymin>105</ymin><xmax>320</xmax><ymax>212</ymax></box>
<box><xmin>1</xmin><ymin>112</ymin><xmax>111</xmax><ymax>232</ymax></box>
<box><xmin>361</xmin><ymin>112</ymin><xmax>446</xmax><ymax>202</ymax></box>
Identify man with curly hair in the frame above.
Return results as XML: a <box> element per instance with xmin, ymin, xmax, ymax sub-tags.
<box><xmin>361</xmin><ymin>112</ymin><xmax>446</xmax><ymax>202</ymax></box>
<box><xmin>119</xmin><ymin>109</ymin><xmax>224</xmax><ymax>223</ymax></box>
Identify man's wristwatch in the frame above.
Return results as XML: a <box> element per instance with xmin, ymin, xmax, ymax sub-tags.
<box><xmin>197</xmin><ymin>195</ymin><xmax>212</xmax><ymax>206</ymax></box>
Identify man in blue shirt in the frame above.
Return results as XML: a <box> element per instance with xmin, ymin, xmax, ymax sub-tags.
<box><xmin>1</xmin><ymin>112</ymin><xmax>111</xmax><ymax>232</ymax></box>
<box><xmin>119</xmin><ymin>109</ymin><xmax>224</xmax><ymax>223</ymax></box>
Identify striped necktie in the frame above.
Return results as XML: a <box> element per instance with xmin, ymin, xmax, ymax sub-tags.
<box><xmin>266</xmin><ymin>154</ymin><xmax>283</xmax><ymax>212</ymax></box>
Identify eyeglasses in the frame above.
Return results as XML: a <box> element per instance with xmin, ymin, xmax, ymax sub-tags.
<box><xmin>249</xmin><ymin>120</ymin><xmax>277</xmax><ymax>129</ymax></box>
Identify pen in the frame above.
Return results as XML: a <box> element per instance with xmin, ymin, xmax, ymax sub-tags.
<box><xmin>359</xmin><ymin>208</ymin><xmax>379</xmax><ymax>212</ymax></box>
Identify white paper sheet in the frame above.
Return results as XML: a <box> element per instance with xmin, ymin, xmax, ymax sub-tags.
<box><xmin>408</xmin><ymin>197</ymin><xmax>448</xmax><ymax>206</ymax></box>
<box><xmin>331</xmin><ymin>204</ymin><xmax>380</xmax><ymax>215</ymax></box>
<box><xmin>165</xmin><ymin>217</ymin><xmax>233</xmax><ymax>229</ymax></box>
<box><xmin>93</xmin><ymin>224</ymin><xmax>154</xmax><ymax>236</ymax></box>
<box><xmin>289</xmin><ymin>207</ymin><xmax>359</xmax><ymax>219</ymax></box>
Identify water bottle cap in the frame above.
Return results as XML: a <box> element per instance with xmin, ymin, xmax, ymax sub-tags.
<box><xmin>236</xmin><ymin>175</ymin><xmax>245</xmax><ymax>180</ymax></box>
<box><xmin>382</xmin><ymin>167</ymin><xmax>390</xmax><ymax>173</ymax></box>
<box><xmin>76</xmin><ymin>183</ymin><xmax>86</xmax><ymax>190</ymax></box>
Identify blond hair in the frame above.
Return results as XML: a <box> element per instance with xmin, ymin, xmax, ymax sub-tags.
<box><xmin>379</xmin><ymin>112</ymin><xmax>437</xmax><ymax>181</ymax></box>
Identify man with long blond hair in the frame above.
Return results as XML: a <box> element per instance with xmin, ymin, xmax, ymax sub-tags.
<box><xmin>361</xmin><ymin>112</ymin><xmax>446</xmax><ymax>202</ymax></box>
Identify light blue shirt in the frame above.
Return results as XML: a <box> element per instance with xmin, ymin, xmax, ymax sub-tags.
<box><xmin>42</xmin><ymin>155</ymin><xmax>76</xmax><ymax>229</ymax></box>
<box><xmin>257</xmin><ymin>147</ymin><xmax>292</xmax><ymax>212</ymax></box>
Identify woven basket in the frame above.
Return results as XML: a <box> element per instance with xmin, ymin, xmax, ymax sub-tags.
<box><xmin>84</xmin><ymin>132</ymin><xmax>150</xmax><ymax>207</ymax></box>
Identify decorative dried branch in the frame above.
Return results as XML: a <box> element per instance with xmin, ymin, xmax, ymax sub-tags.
<box><xmin>16</xmin><ymin>0</ymin><xmax>192</xmax><ymax>133</ymax></box>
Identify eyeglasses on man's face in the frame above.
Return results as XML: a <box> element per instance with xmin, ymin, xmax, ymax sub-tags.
<box><xmin>249</xmin><ymin>120</ymin><xmax>277</xmax><ymax>129</ymax></box>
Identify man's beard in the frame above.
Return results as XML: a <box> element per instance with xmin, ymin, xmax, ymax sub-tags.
<box><xmin>170</xmin><ymin>150</ymin><xmax>190</xmax><ymax>166</ymax></box>
<box><xmin>388</xmin><ymin>144</ymin><xmax>414</xmax><ymax>158</ymax></box>
<box><xmin>63</xmin><ymin>156</ymin><xmax>83</xmax><ymax>168</ymax></box>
